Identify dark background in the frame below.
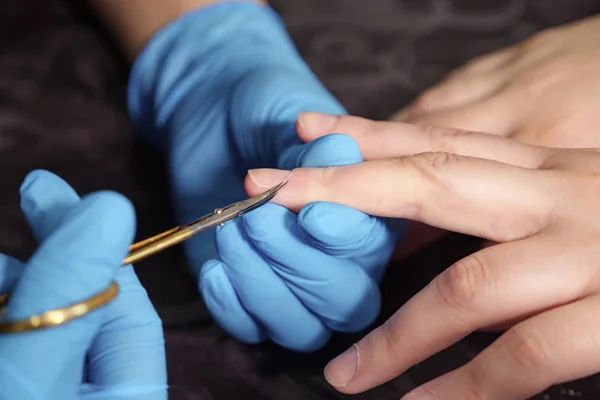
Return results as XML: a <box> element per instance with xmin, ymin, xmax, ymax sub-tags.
<box><xmin>1</xmin><ymin>0</ymin><xmax>599</xmax><ymax>398</ymax></box>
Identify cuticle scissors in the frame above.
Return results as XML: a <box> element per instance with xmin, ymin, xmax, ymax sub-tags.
<box><xmin>122</xmin><ymin>178</ymin><xmax>288</xmax><ymax>265</ymax></box>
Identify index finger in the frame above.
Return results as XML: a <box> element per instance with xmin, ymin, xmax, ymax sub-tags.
<box><xmin>245</xmin><ymin>152</ymin><xmax>554</xmax><ymax>243</ymax></box>
<box><xmin>296</xmin><ymin>113</ymin><xmax>548</xmax><ymax>168</ymax></box>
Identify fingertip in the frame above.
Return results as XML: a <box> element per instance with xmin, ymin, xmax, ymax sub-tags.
<box><xmin>199</xmin><ymin>259</ymin><xmax>222</xmax><ymax>282</ymax></box>
<box><xmin>215</xmin><ymin>219</ymin><xmax>257</xmax><ymax>264</ymax></box>
<box><xmin>19</xmin><ymin>169</ymin><xmax>50</xmax><ymax>193</ymax></box>
<box><xmin>43</xmin><ymin>191</ymin><xmax>137</xmax><ymax>268</ymax></box>
<box><xmin>20</xmin><ymin>169</ymin><xmax>70</xmax><ymax>192</ymax></box>
<box><xmin>199</xmin><ymin>259</ymin><xmax>266</xmax><ymax>345</ymax></box>
<box><xmin>244</xmin><ymin>170</ymin><xmax>261</xmax><ymax>197</ymax></box>
<box><xmin>19</xmin><ymin>170</ymin><xmax>79</xmax><ymax>213</ymax></box>
<box><xmin>278</xmin><ymin>131</ymin><xmax>361</xmax><ymax>170</ymax></box>
<box><xmin>296</xmin><ymin>112</ymin><xmax>341</xmax><ymax>141</ymax></box>
<box><xmin>80</xmin><ymin>191</ymin><xmax>137</xmax><ymax>243</ymax></box>
<box><xmin>299</xmin><ymin>202</ymin><xmax>375</xmax><ymax>245</ymax></box>
<box><xmin>240</xmin><ymin>204</ymin><xmax>288</xmax><ymax>246</ymax></box>
<box><xmin>19</xmin><ymin>171</ymin><xmax>81</xmax><ymax>242</ymax></box>
<box><xmin>245</xmin><ymin>170</ymin><xmax>305</xmax><ymax>213</ymax></box>
<box><xmin>246</xmin><ymin>168</ymin><xmax>292</xmax><ymax>192</ymax></box>
<box><xmin>291</xmin><ymin>329</ymin><xmax>333</xmax><ymax>353</ymax></box>
<box><xmin>298</xmin><ymin>133</ymin><xmax>362</xmax><ymax>168</ymax></box>
<box><xmin>324</xmin><ymin>344</ymin><xmax>359</xmax><ymax>390</ymax></box>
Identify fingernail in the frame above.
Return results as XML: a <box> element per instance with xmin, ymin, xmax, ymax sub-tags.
<box><xmin>402</xmin><ymin>390</ymin><xmax>436</xmax><ymax>400</ymax></box>
<box><xmin>247</xmin><ymin>169</ymin><xmax>292</xmax><ymax>188</ymax></box>
<box><xmin>298</xmin><ymin>112</ymin><xmax>340</xmax><ymax>133</ymax></box>
<box><xmin>324</xmin><ymin>344</ymin><xmax>358</xmax><ymax>387</ymax></box>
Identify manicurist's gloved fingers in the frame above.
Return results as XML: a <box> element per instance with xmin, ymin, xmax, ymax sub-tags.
<box><xmin>278</xmin><ymin>133</ymin><xmax>362</xmax><ymax>170</ymax></box>
<box><xmin>19</xmin><ymin>170</ymin><xmax>80</xmax><ymax>241</ymax></box>
<box><xmin>0</xmin><ymin>255</ymin><xmax>24</xmax><ymax>294</ymax></box>
<box><xmin>245</xmin><ymin>153</ymin><xmax>554</xmax><ymax>243</ymax></box>
<box><xmin>207</xmin><ymin>219</ymin><xmax>330</xmax><ymax>351</ymax></box>
<box><xmin>200</xmin><ymin>259</ymin><xmax>267</xmax><ymax>345</ymax></box>
<box><xmin>280</xmin><ymin>134</ymin><xmax>400</xmax><ymax>277</ymax></box>
<box><xmin>85</xmin><ymin>267</ymin><xmax>167</xmax><ymax>399</ymax></box>
<box><xmin>16</xmin><ymin>170</ymin><xmax>167</xmax><ymax>398</ymax></box>
<box><xmin>295</xmin><ymin>202</ymin><xmax>398</xmax><ymax>281</ymax></box>
<box><xmin>241</xmin><ymin>204</ymin><xmax>381</xmax><ymax>333</ymax></box>
<box><xmin>295</xmin><ymin>113</ymin><xmax>547</xmax><ymax>168</ymax></box>
<box><xmin>0</xmin><ymin>175</ymin><xmax>135</xmax><ymax>399</ymax></box>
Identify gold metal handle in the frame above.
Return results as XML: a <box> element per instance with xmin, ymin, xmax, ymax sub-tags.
<box><xmin>0</xmin><ymin>282</ymin><xmax>119</xmax><ymax>334</ymax></box>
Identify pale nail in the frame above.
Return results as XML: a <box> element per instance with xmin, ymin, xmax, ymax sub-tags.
<box><xmin>324</xmin><ymin>344</ymin><xmax>358</xmax><ymax>387</ymax></box>
<box><xmin>298</xmin><ymin>112</ymin><xmax>340</xmax><ymax>133</ymax></box>
<box><xmin>247</xmin><ymin>169</ymin><xmax>292</xmax><ymax>188</ymax></box>
<box><xmin>403</xmin><ymin>390</ymin><xmax>436</xmax><ymax>400</ymax></box>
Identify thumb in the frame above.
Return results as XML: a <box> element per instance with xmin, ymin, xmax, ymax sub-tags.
<box><xmin>277</xmin><ymin>133</ymin><xmax>362</xmax><ymax>170</ymax></box>
<box><xmin>0</xmin><ymin>191</ymin><xmax>135</xmax><ymax>399</ymax></box>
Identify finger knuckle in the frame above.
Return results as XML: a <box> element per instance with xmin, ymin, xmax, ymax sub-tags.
<box><xmin>423</xmin><ymin>125</ymin><xmax>473</xmax><ymax>153</ymax></box>
<box><xmin>456</xmin><ymin>368</ymin><xmax>487</xmax><ymax>400</ymax></box>
<box><xmin>504</xmin><ymin>326</ymin><xmax>551</xmax><ymax>371</ymax></box>
<box><xmin>409</xmin><ymin>151</ymin><xmax>464</xmax><ymax>173</ymax></box>
<box><xmin>463</xmin><ymin>55</ymin><xmax>488</xmax><ymax>71</ymax></box>
<box><xmin>525</xmin><ymin>26</ymin><xmax>561</xmax><ymax>49</ymax></box>
<box><xmin>399</xmin><ymin>151</ymin><xmax>462</xmax><ymax>199</ymax></box>
<box><xmin>486</xmin><ymin>211</ymin><xmax>546</xmax><ymax>242</ymax></box>
<box><xmin>411</xmin><ymin>90</ymin><xmax>441</xmax><ymax>113</ymax></box>
<box><xmin>437</xmin><ymin>254</ymin><xmax>489</xmax><ymax>313</ymax></box>
<box><xmin>394</xmin><ymin>152</ymin><xmax>465</xmax><ymax>221</ymax></box>
<box><xmin>379</xmin><ymin>320</ymin><xmax>402</xmax><ymax>359</ymax></box>
<box><xmin>314</xmin><ymin>165</ymin><xmax>338</xmax><ymax>186</ymax></box>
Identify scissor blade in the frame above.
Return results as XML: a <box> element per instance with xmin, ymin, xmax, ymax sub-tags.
<box><xmin>185</xmin><ymin>178</ymin><xmax>289</xmax><ymax>234</ymax></box>
<box><xmin>234</xmin><ymin>178</ymin><xmax>289</xmax><ymax>216</ymax></box>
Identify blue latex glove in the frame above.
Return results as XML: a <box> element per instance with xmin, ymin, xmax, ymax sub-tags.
<box><xmin>0</xmin><ymin>170</ymin><xmax>167</xmax><ymax>400</ymax></box>
<box><xmin>128</xmin><ymin>2</ymin><xmax>405</xmax><ymax>351</ymax></box>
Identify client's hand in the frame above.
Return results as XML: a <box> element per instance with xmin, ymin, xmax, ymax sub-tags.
<box><xmin>392</xmin><ymin>14</ymin><xmax>600</xmax><ymax>148</ymax></box>
<box><xmin>0</xmin><ymin>171</ymin><xmax>166</xmax><ymax>400</ymax></box>
<box><xmin>245</xmin><ymin>114</ymin><xmax>600</xmax><ymax>400</ymax></box>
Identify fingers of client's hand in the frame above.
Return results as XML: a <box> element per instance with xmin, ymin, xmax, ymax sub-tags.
<box><xmin>295</xmin><ymin>112</ymin><xmax>546</xmax><ymax>167</ymax></box>
<box><xmin>404</xmin><ymin>296</ymin><xmax>600</xmax><ymax>400</ymax></box>
<box><xmin>323</xmin><ymin>235</ymin><xmax>600</xmax><ymax>394</ymax></box>
<box><xmin>246</xmin><ymin>153</ymin><xmax>553</xmax><ymax>242</ymax></box>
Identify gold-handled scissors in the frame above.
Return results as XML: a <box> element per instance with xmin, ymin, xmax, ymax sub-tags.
<box><xmin>123</xmin><ymin>178</ymin><xmax>288</xmax><ymax>265</ymax></box>
<box><xmin>0</xmin><ymin>179</ymin><xmax>288</xmax><ymax>334</ymax></box>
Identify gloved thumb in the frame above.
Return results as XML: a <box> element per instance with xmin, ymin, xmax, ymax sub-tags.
<box><xmin>278</xmin><ymin>133</ymin><xmax>362</xmax><ymax>170</ymax></box>
<box><xmin>0</xmin><ymin>190</ymin><xmax>135</xmax><ymax>399</ymax></box>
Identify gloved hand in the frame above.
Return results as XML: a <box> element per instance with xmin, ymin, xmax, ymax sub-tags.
<box><xmin>128</xmin><ymin>2</ymin><xmax>405</xmax><ymax>351</ymax></box>
<box><xmin>0</xmin><ymin>170</ymin><xmax>167</xmax><ymax>400</ymax></box>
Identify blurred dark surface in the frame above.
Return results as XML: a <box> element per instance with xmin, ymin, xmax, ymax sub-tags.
<box><xmin>0</xmin><ymin>0</ymin><xmax>599</xmax><ymax>398</ymax></box>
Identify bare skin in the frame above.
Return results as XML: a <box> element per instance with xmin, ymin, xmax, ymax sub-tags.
<box><xmin>87</xmin><ymin>0</ymin><xmax>266</xmax><ymax>60</ymax></box>
<box><xmin>245</xmin><ymin>112</ymin><xmax>600</xmax><ymax>400</ymax></box>
<box><xmin>392</xmin><ymin>14</ymin><xmax>600</xmax><ymax>148</ymax></box>
<box><xmin>389</xmin><ymin>14</ymin><xmax>600</xmax><ymax>256</ymax></box>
